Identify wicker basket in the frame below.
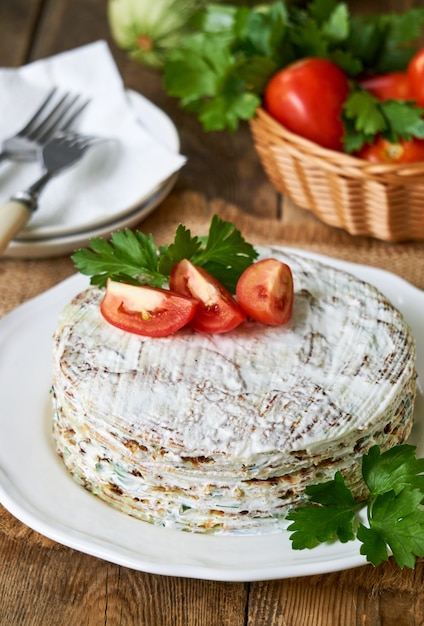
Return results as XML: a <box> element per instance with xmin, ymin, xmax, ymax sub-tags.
<box><xmin>250</xmin><ymin>107</ymin><xmax>424</xmax><ymax>242</ymax></box>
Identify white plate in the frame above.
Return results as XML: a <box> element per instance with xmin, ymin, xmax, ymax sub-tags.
<box><xmin>0</xmin><ymin>250</ymin><xmax>423</xmax><ymax>581</ymax></box>
<box><xmin>4</xmin><ymin>90</ymin><xmax>180</xmax><ymax>258</ymax></box>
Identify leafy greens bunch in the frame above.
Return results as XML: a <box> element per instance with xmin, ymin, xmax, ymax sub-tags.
<box><xmin>286</xmin><ymin>444</ymin><xmax>424</xmax><ymax>568</ymax></box>
<box><xmin>72</xmin><ymin>214</ymin><xmax>258</xmax><ymax>294</ymax></box>
<box><xmin>162</xmin><ymin>0</ymin><xmax>424</xmax><ymax>150</ymax></box>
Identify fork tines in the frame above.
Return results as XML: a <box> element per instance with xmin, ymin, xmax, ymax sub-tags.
<box><xmin>21</xmin><ymin>89</ymin><xmax>90</xmax><ymax>144</ymax></box>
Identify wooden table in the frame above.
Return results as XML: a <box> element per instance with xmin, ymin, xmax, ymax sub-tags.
<box><xmin>1</xmin><ymin>1</ymin><xmax>424</xmax><ymax>624</ymax></box>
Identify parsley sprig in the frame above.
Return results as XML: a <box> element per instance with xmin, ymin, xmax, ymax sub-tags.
<box><xmin>343</xmin><ymin>90</ymin><xmax>424</xmax><ymax>153</ymax></box>
<box><xmin>71</xmin><ymin>215</ymin><xmax>258</xmax><ymax>293</ymax></box>
<box><xmin>286</xmin><ymin>444</ymin><xmax>424</xmax><ymax>568</ymax></box>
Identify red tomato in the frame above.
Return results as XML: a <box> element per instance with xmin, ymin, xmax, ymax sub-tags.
<box><xmin>169</xmin><ymin>259</ymin><xmax>246</xmax><ymax>334</ymax></box>
<box><xmin>408</xmin><ymin>48</ymin><xmax>424</xmax><ymax>107</ymax></box>
<box><xmin>359</xmin><ymin>72</ymin><xmax>413</xmax><ymax>101</ymax></box>
<box><xmin>100</xmin><ymin>279</ymin><xmax>198</xmax><ymax>337</ymax></box>
<box><xmin>357</xmin><ymin>136</ymin><xmax>424</xmax><ymax>163</ymax></box>
<box><xmin>236</xmin><ymin>258</ymin><xmax>294</xmax><ymax>326</ymax></box>
<box><xmin>263</xmin><ymin>57</ymin><xmax>350</xmax><ymax>151</ymax></box>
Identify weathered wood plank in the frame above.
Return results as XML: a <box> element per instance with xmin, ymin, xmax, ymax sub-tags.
<box><xmin>0</xmin><ymin>0</ymin><xmax>43</xmax><ymax>66</ymax></box>
<box><xmin>0</xmin><ymin>531</ymin><xmax>248</xmax><ymax>626</ymax></box>
<box><xmin>248</xmin><ymin>567</ymin><xmax>424</xmax><ymax>626</ymax></box>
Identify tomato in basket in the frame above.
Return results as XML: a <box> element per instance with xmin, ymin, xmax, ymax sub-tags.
<box><xmin>359</xmin><ymin>72</ymin><xmax>413</xmax><ymax>101</ymax></box>
<box><xmin>263</xmin><ymin>57</ymin><xmax>350</xmax><ymax>151</ymax></box>
<box><xmin>356</xmin><ymin>136</ymin><xmax>424</xmax><ymax>163</ymax></box>
<box><xmin>408</xmin><ymin>48</ymin><xmax>424</xmax><ymax>107</ymax></box>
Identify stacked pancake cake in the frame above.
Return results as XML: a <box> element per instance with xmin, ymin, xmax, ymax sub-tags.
<box><xmin>51</xmin><ymin>247</ymin><xmax>416</xmax><ymax>534</ymax></box>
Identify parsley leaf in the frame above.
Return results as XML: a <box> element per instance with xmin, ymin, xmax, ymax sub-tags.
<box><xmin>380</xmin><ymin>101</ymin><xmax>424</xmax><ymax>142</ymax></box>
<box><xmin>345</xmin><ymin>12</ymin><xmax>424</xmax><ymax>75</ymax></box>
<box><xmin>71</xmin><ymin>215</ymin><xmax>258</xmax><ymax>293</ymax></box>
<box><xmin>164</xmin><ymin>3</ymin><xmax>290</xmax><ymax>131</ymax></box>
<box><xmin>191</xmin><ymin>215</ymin><xmax>258</xmax><ymax>292</ymax></box>
<box><xmin>362</xmin><ymin>444</ymin><xmax>424</xmax><ymax>496</ymax></box>
<box><xmin>369</xmin><ymin>9</ymin><xmax>424</xmax><ymax>73</ymax></box>
<box><xmin>358</xmin><ymin>489</ymin><xmax>424</xmax><ymax>568</ymax></box>
<box><xmin>72</xmin><ymin>230</ymin><xmax>165</xmax><ymax>288</ymax></box>
<box><xmin>164</xmin><ymin>31</ymin><xmax>266</xmax><ymax>131</ymax></box>
<box><xmin>289</xmin><ymin>0</ymin><xmax>350</xmax><ymax>61</ymax></box>
<box><xmin>287</xmin><ymin>472</ymin><xmax>358</xmax><ymax>548</ymax></box>
<box><xmin>343</xmin><ymin>90</ymin><xmax>387</xmax><ymax>152</ymax></box>
<box><xmin>287</xmin><ymin>505</ymin><xmax>356</xmax><ymax>549</ymax></box>
<box><xmin>158</xmin><ymin>224</ymin><xmax>203</xmax><ymax>276</ymax></box>
<box><xmin>343</xmin><ymin>90</ymin><xmax>424</xmax><ymax>152</ymax></box>
<box><xmin>305</xmin><ymin>470</ymin><xmax>357</xmax><ymax>507</ymax></box>
<box><xmin>286</xmin><ymin>445</ymin><xmax>424</xmax><ymax>569</ymax></box>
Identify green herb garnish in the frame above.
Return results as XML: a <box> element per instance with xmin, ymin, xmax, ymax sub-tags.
<box><xmin>343</xmin><ymin>90</ymin><xmax>424</xmax><ymax>153</ymax></box>
<box><xmin>286</xmin><ymin>444</ymin><xmax>424</xmax><ymax>568</ymax></box>
<box><xmin>71</xmin><ymin>214</ymin><xmax>258</xmax><ymax>293</ymax></box>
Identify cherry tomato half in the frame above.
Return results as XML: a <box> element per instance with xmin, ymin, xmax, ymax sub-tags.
<box><xmin>408</xmin><ymin>48</ymin><xmax>424</xmax><ymax>107</ymax></box>
<box><xmin>236</xmin><ymin>258</ymin><xmax>294</xmax><ymax>326</ymax></box>
<box><xmin>169</xmin><ymin>259</ymin><xmax>246</xmax><ymax>334</ymax></box>
<box><xmin>357</xmin><ymin>136</ymin><xmax>424</xmax><ymax>164</ymax></box>
<box><xmin>100</xmin><ymin>279</ymin><xmax>198</xmax><ymax>337</ymax></box>
<box><xmin>359</xmin><ymin>72</ymin><xmax>413</xmax><ymax>101</ymax></box>
<box><xmin>263</xmin><ymin>57</ymin><xmax>350</xmax><ymax>151</ymax></box>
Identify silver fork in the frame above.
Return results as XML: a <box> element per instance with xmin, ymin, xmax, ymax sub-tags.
<box><xmin>0</xmin><ymin>88</ymin><xmax>89</xmax><ymax>163</ymax></box>
<box><xmin>0</xmin><ymin>131</ymin><xmax>104</xmax><ymax>254</ymax></box>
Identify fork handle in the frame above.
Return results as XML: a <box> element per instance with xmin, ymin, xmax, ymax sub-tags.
<box><xmin>0</xmin><ymin>199</ymin><xmax>32</xmax><ymax>255</ymax></box>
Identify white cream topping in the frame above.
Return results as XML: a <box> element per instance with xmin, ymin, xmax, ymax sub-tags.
<box><xmin>53</xmin><ymin>248</ymin><xmax>416</xmax><ymax>460</ymax></box>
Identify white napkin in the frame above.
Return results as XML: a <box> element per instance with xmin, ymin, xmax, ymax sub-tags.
<box><xmin>0</xmin><ymin>41</ymin><xmax>186</xmax><ymax>237</ymax></box>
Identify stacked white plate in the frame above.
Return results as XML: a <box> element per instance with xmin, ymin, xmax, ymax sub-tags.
<box><xmin>4</xmin><ymin>90</ymin><xmax>180</xmax><ymax>258</ymax></box>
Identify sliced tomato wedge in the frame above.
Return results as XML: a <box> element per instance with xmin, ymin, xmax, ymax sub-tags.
<box><xmin>236</xmin><ymin>258</ymin><xmax>294</xmax><ymax>326</ymax></box>
<box><xmin>169</xmin><ymin>259</ymin><xmax>246</xmax><ymax>334</ymax></box>
<box><xmin>100</xmin><ymin>279</ymin><xmax>198</xmax><ymax>337</ymax></box>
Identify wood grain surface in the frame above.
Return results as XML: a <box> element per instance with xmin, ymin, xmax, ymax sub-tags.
<box><xmin>1</xmin><ymin>1</ymin><xmax>424</xmax><ymax>625</ymax></box>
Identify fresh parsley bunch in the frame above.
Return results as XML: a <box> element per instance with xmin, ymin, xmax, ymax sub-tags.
<box><xmin>164</xmin><ymin>2</ymin><xmax>290</xmax><ymax>131</ymax></box>
<box><xmin>71</xmin><ymin>214</ymin><xmax>258</xmax><ymax>293</ymax></box>
<box><xmin>162</xmin><ymin>0</ymin><xmax>424</xmax><ymax>135</ymax></box>
<box><xmin>286</xmin><ymin>444</ymin><xmax>424</xmax><ymax>568</ymax></box>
